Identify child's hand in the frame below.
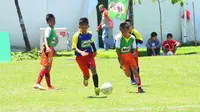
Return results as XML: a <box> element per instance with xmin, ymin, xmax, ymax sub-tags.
<box><xmin>81</xmin><ymin>50</ymin><xmax>88</xmax><ymax>57</ymax></box>
<box><xmin>46</xmin><ymin>47</ymin><xmax>51</xmax><ymax>53</ymax></box>
<box><xmin>94</xmin><ymin>52</ymin><xmax>98</xmax><ymax>57</ymax></box>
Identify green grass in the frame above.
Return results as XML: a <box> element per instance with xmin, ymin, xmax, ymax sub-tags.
<box><xmin>56</xmin><ymin>46</ymin><xmax>200</xmax><ymax>59</ymax></box>
<box><xmin>0</xmin><ymin>54</ymin><xmax>200</xmax><ymax>111</ymax></box>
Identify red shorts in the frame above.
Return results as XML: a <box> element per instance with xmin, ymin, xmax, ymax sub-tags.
<box><xmin>76</xmin><ymin>53</ymin><xmax>96</xmax><ymax>79</ymax></box>
<box><xmin>40</xmin><ymin>46</ymin><xmax>54</xmax><ymax>67</ymax></box>
<box><xmin>121</xmin><ymin>53</ymin><xmax>137</xmax><ymax>73</ymax></box>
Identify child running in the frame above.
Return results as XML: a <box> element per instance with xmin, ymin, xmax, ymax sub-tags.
<box><xmin>115</xmin><ymin>22</ymin><xmax>144</xmax><ymax>93</ymax></box>
<box><xmin>72</xmin><ymin>17</ymin><xmax>100</xmax><ymax>96</ymax></box>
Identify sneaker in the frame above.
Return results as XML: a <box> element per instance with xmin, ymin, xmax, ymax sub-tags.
<box><xmin>34</xmin><ymin>84</ymin><xmax>46</xmax><ymax>90</ymax></box>
<box><xmin>95</xmin><ymin>87</ymin><xmax>100</xmax><ymax>96</ymax></box>
<box><xmin>48</xmin><ymin>86</ymin><xmax>55</xmax><ymax>90</ymax></box>
<box><xmin>83</xmin><ymin>79</ymin><xmax>88</xmax><ymax>87</ymax></box>
<box><xmin>138</xmin><ymin>87</ymin><xmax>145</xmax><ymax>93</ymax></box>
<box><xmin>131</xmin><ymin>80</ymin><xmax>137</xmax><ymax>85</ymax></box>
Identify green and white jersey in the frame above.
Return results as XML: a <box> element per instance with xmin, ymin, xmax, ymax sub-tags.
<box><xmin>115</xmin><ymin>34</ymin><xmax>136</xmax><ymax>54</ymax></box>
<box><xmin>44</xmin><ymin>26</ymin><xmax>56</xmax><ymax>47</ymax></box>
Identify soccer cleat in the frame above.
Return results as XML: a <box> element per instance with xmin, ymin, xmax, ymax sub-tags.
<box><xmin>83</xmin><ymin>79</ymin><xmax>88</xmax><ymax>87</ymax></box>
<box><xmin>131</xmin><ymin>80</ymin><xmax>137</xmax><ymax>85</ymax></box>
<box><xmin>138</xmin><ymin>87</ymin><xmax>145</xmax><ymax>93</ymax></box>
<box><xmin>48</xmin><ymin>86</ymin><xmax>55</xmax><ymax>90</ymax></box>
<box><xmin>95</xmin><ymin>87</ymin><xmax>100</xmax><ymax>96</ymax></box>
<box><xmin>34</xmin><ymin>84</ymin><xmax>46</xmax><ymax>90</ymax></box>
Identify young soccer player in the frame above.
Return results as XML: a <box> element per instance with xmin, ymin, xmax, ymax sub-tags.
<box><xmin>115</xmin><ymin>19</ymin><xmax>143</xmax><ymax>85</ymax></box>
<box><xmin>116</xmin><ymin>22</ymin><xmax>144</xmax><ymax>93</ymax></box>
<box><xmin>125</xmin><ymin>19</ymin><xmax>143</xmax><ymax>85</ymax></box>
<box><xmin>34</xmin><ymin>14</ymin><xmax>56</xmax><ymax>90</ymax></box>
<box><xmin>72</xmin><ymin>17</ymin><xmax>100</xmax><ymax>96</ymax></box>
<box><xmin>162</xmin><ymin>33</ymin><xmax>181</xmax><ymax>55</ymax></box>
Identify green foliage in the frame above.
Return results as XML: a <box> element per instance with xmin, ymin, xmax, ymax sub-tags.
<box><xmin>171</xmin><ymin>0</ymin><xmax>184</xmax><ymax>6</ymax></box>
<box><xmin>12</xmin><ymin>48</ymin><xmax>40</xmax><ymax>61</ymax></box>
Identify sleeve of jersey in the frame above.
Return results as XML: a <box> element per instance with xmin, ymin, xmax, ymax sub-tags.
<box><xmin>44</xmin><ymin>27</ymin><xmax>51</xmax><ymax>38</ymax></box>
<box><xmin>89</xmin><ymin>31</ymin><xmax>94</xmax><ymax>43</ymax></box>
<box><xmin>132</xmin><ymin>37</ymin><xmax>136</xmax><ymax>50</ymax></box>
<box><xmin>132</xmin><ymin>29</ymin><xmax>143</xmax><ymax>41</ymax></box>
<box><xmin>72</xmin><ymin>33</ymin><xmax>79</xmax><ymax>49</ymax></box>
<box><xmin>115</xmin><ymin>37</ymin><xmax>121</xmax><ymax>49</ymax></box>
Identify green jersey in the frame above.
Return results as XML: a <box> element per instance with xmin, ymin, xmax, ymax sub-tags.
<box><xmin>44</xmin><ymin>26</ymin><xmax>56</xmax><ymax>47</ymax></box>
<box><xmin>115</xmin><ymin>34</ymin><xmax>136</xmax><ymax>54</ymax></box>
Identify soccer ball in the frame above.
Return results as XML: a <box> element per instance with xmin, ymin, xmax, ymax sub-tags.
<box><xmin>167</xmin><ymin>51</ymin><xmax>174</xmax><ymax>56</ymax></box>
<box><xmin>100</xmin><ymin>83</ymin><xmax>113</xmax><ymax>95</ymax></box>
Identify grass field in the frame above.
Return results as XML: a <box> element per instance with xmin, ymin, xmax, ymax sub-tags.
<box><xmin>0</xmin><ymin>54</ymin><xmax>200</xmax><ymax>112</ymax></box>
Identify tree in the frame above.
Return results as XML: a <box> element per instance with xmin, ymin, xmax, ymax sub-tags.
<box><xmin>152</xmin><ymin>0</ymin><xmax>185</xmax><ymax>42</ymax></box>
<box><xmin>14</xmin><ymin>0</ymin><xmax>31</xmax><ymax>52</ymax></box>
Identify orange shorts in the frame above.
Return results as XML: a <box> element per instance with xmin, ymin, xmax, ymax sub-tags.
<box><xmin>40</xmin><ymin>46</ymin><xmax>54</xmax><ymax>67</ymax></box>
<box><xmin>76</xmin><ymin>53</ymin><xmax>96</xmax><ymax>80</ymax></box>
<box><xmin>121</xmin><ymin>53</ymin><xmax>137</xmax><ymax>73</ymax></box>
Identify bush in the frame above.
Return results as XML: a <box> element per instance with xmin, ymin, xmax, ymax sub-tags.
<box><xmin>12</xmin><ymin>48</ymin><xmax>40</xmax><ymax>61</ymax></box>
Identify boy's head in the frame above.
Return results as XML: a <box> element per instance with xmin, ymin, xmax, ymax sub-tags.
<box><xmin>151</xmin><ymin>32</ymin><xmax>157</xmax><ymax>41</ymax></box>
<box><xmin>79</xmin><ymin>17</ymin><xmax>89</xmax><ymax>33</ymax></box>
<box><xmin>46</xmin><ymin>14</ymin><xmax>55</xmax><ymax>27</ymax></box>
<box><xmin>120</xmin><ymin>22</ymin><xmax>130</xmax><ymax>38</ymax></box>
<box><xmin>167</xmin><ymin>33</ymin><xmax>173</xmax><ymax>41</ymax></box>
<box><xmin>125</xmin><ymin>19</ymin><xmax>133</xmax><ymax>31</ymax></box>
<box><xmin>99</xmin><ymin>4</ymin><xmax>104</xmax><ymax>12</ymax></box>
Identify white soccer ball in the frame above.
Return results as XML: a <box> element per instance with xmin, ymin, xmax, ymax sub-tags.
<box><xmin>167</xmin><ymin>51</ymin><xmax>174</xmax><ymax>56</ymax></box>
<box><xmin>100</xmin><ymin>83</ymin><xmax>113</xmax><ymax>95</ymax></box>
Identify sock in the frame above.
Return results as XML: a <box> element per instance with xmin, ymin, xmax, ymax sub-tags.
<box><xmin>36</xmin><ymin>68</ymin><xmax>48</xmax><ymax>84</ymax></box>
<box><xmin>135</xmin><ymin>74</ymin><xmax>142</xmax><ymax>88</ymax></box>
<box><xmin>92</xmin><ymin>74</ymin><xmax>99</xmax><ymax>88</ymax></box>
<box><xmin>45</xmin><ymin>70</ymin><xmax>52</xmax><ymax>87</ymax></box>
<box><xmin>130</xmin><ymin>69</ymin><xmax>135</xmax><ymax>82</ymax></box>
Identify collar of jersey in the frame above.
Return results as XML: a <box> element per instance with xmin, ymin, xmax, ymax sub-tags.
<box><xmin>79</xmin><ymin>30</ymin><xmax>88</xmax><ymax>35</ymax></box>
<box><xmin>122</xmin><ymin>35</ymin><xmax>131</xmax><ymax>42</ymax></box>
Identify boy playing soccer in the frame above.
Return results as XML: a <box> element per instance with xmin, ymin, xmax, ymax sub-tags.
<box><xmin>34</xmin><ymin>14</ymin><xmax>56</xmax><ymax>90</ymax></box>
<box><xmin>116</xmin><ymin>19</ymin><xmax>143</xmax><ymax>85</ymax></box>
<box><xmin>116</xmin><ymin>22</ymin><xmax>144</xmax><ymax>93</ymax></box>
<box><xmin>125</xmin><ymin>19</ymin><xmax>143</xmax><ymax>85</ymax></box>
<box><xmin>72</xmin><ymin>18</ymin><xmax>100</xmax><ymax>96</ymax></box>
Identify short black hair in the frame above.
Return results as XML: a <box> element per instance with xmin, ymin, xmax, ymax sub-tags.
<box><xmin>167</xmin><ymin>33</ymin><xmax>173</xmax><ymax>38</ymax></box>
<box><xmin>125</xmin><ymin>19</ymin><xmax>133</xmax><ymax>26</ymax></box>
<box><xmin>120</xmin><ymin>22</ymin><xmax>130</xmax><ymax>30</ymax></box>
<box><xmin>151</xmin><ymin>32</ymin><xmax>157</xmax><ymax>37</ymax></box>
<box><xmin>46</xmin><ymin>14</ymin><xmax>55</xmax><ymax>23</ymax></box>
<box><xmin>79</xmin><ymin>17</ymin><xmax>89</xmax><ymax>25</ymax></box>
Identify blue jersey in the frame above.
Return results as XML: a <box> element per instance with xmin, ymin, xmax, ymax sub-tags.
<box><xmin>72</xmin><ymin>31</ymin><xmax>94</xmax><ymax>56</ymax></box>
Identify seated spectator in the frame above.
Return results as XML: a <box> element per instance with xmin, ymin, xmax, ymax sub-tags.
<box><xmin>162</xmin><ymin>33</ymin><xmax>181</xmax><ymax>55</ymax></box>
<box><xmin>146</xmin><ymin>32</ymin><xmax>161</xmax><ymax>56</ymax></box>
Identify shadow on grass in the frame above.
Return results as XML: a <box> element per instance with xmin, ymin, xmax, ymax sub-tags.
<box><xmin>177</xmin><ymin>52</ymin><xmax>198</xmax><ymax>55</ymax></box>
<box><xmin>128</xmin><ymin>91</ymin><xmax>146</xmax><ymax>94</ymax></box>
<box><xmin>55</xmin><ymin>54</ymin><xmax>73</xmax><ymax>57</ymax></box>
<box><xmin>87</xmin><ymin>96</ymin><xmax>107</xmax><ymax>99</ymax></box>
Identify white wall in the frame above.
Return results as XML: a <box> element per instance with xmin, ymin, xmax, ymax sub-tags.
<box><xmin>0</xmin><ymin>0</ymin><xmax>190</xmax><ymax>49</ymax></box>
<box><xmin>134</xmin><ymin>0</ymin><xmax>181</xmax><ymax>45</ymax></box>
<box><xmin>0</xmin><ymin>0</ymin><xmax>99</xmax><ymax>49</ymax></box>
<box><xmin>186</xmin><ymin>0</ymin><xmax>200</xmax><ymax>41</ymax></box>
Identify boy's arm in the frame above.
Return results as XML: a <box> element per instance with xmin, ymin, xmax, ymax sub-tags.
<box><xmin>146</xmin><ymin>39</ymin><xmax>152</xmax><ymax>49</ymax></box>
<box><xmin>133</xmin><ymin>29</ymin><xmax>143</xmax><ymax>44</ymax></box>
<box><xmin>90</xmin><ymin>37</ymin><xmax>97</xmax><ymax>56</ymax></box>
<box><xmin>44</xmin><ymin>27</ymin><xmax>51</xmax><ymax>52</ymax></box>
<box><xmin>72</xmin><ymin>33</ymin><xmax>88</xmax><ymax>56</ymax></box>
<box><xmin>115</xmin><ymin>37</ymin><xmax>124</xmax><ymax>65</ymax></box>
<box><xmin>104</xmin><ymin>10</ymin><xmax>113</xmax><ymax>28</ymax></box>
<box><xmin>156</xmin><ymin>39</ymin><xmax>162</xmax><ymax>48</ymax></box>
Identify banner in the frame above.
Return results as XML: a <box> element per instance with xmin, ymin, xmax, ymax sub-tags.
<box><xmin>108</xmin><ymin>0</ymin><xmax>128</xmax><ymax>21</ymax></box>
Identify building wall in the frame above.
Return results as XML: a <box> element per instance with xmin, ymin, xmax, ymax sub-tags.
<box><xmin>134</xmin><ymin>0</ymin><xmax>181</xmax><ymax>46</ymax></box>
<box><xmin>0</xmin><ymin>0</ymin><xmax>190</xmax><ymax>49</ymax></box>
